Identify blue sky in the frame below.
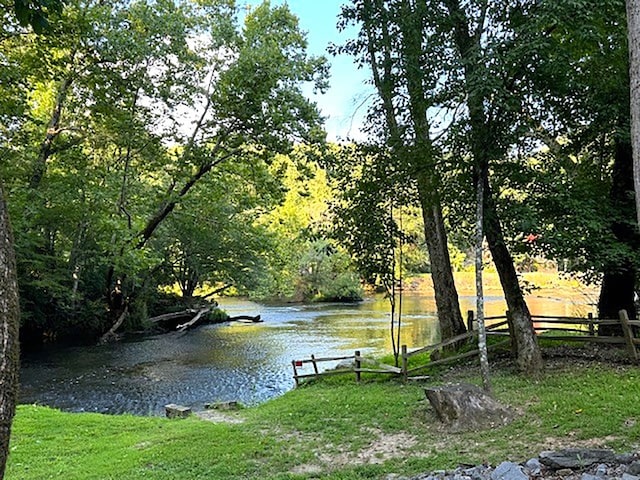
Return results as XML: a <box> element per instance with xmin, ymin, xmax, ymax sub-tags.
<box><xmin>243</xmin><ymin>0</ymin><xmax>373</xmax><ymax>141</ymax></box>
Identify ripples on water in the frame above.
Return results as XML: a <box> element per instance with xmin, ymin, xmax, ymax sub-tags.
<box><xmin>20</xmin><ymin>297</ymin><xmax>438</xmax><ymax>415</ymax></box>
<box><xmin>19</xmin><ymin>293</ymin><xmax>590</xmax><ymax>416</ymax></box>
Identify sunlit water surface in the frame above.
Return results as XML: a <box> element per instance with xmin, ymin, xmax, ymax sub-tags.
<box><xmin>19</xmin><ymin>293</ymin><xmax>591</xmax><ymax>415</ymax></box>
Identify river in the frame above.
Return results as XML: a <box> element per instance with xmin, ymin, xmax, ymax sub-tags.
<box><xmin>19</xmin><ymin>293</ymin><xmax>593</xmax><ymax>416</ymax></box>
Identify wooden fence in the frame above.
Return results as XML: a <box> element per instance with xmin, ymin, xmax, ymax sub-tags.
<box><xmin>291</xmin><ymin>351</ymin><xmax>401</xmax><ymax>386</ymax></box>
<box><xmin>291</xmin><ymin>309</ymin><xmax>640</xmax><ymax>384</ymax></box>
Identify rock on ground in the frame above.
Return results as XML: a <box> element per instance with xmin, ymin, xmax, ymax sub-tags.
<box><xmin>424</xmin><ymin>383</ymin><xmax>514</xmax><ymax>432</ymax></box>
<box><xmin>386</xmin><ymin>449</ymin><xmax>640</xmax><ymax>480</ymax></box>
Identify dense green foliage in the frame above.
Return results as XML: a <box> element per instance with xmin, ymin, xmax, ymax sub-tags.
<box><xmin>1</xmin><ymin>0</ymin><xmax>638</xmax><ymax>347</ymax></box>
<box><xmin>332</xmin><ymin>0</ymin><xmax>639</xmax><ymax>323</ymax></box>
<box><xmin>252</xmin><ymin>151</ymin><xmax>363</xmax><ymax>302</ymax></box>
<box><xmin>0</xmin><ymin>0</ymin><xmax>337</xmax><ymax>344</ymax></box>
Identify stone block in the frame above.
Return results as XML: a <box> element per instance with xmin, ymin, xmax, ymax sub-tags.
<box><xmin>165</xmin><ymin>403</ymin><xmax>191</xmax><ymax>418</ymax></box>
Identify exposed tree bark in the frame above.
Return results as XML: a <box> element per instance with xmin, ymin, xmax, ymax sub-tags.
<box><xmin>176</xmin><ymin>307</ymin><xmax>211</xmax><ymax>332</ymax></box>
<box><xmin>98</xmin><ymin>305</ymin><xmax>129</xmax><ymax>344</ymax></box>
<box><xmin>149</xmin><ymin>309</ymin><xmax>198</xmax><ymax>324</ymax></box>
<box><xmin>484</xmin><ymin>178</ymin><xmax>541</xmax><ymax>373</ymax></box>
<box><xmin>475</xmin><ymin>165</ymin><xmax>491</xmax><ymax>392</ymax></box>
<box><xmin>628</xmin><ymin>0</ymin><xmax>640</xmax><ymax>227</ymax></box>
<box><xmin>417</xmin><ymin>175</ymin><xmax>467</xmax><ymax>338</ymax></box>
<box><xmin>598</xmin><ymin>139</ymin><xmax>639</xmax><ymax>333</ymax></box>
<box><xmin>0</xmin><ymin>184</ymin><xmax>20</xmax><ymax>479</ymax></box>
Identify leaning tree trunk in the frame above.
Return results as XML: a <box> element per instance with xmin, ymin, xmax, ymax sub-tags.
<box><xmin>598</xmin><ymin>139</ymin><xmax>639</xmax><ymax>333</ymax></box>
<box><xmin>628</xmin><ymin>0</ymin><xmax>640</xmax><ymax>227</ymax></box>
<box><xmin>484</xmin><ymin>177</ymin><xmax>543</xmax><ymax>376</ymax></box>
<box><xmin>0</xmin><ymin>184</ymin><xmax>20</xmax><ymax>479</ymax></box>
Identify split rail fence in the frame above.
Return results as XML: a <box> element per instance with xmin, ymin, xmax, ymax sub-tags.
<box><xmin>291</xmin><ymin>309</ymin><xmax>640</xmax><ymax>385</ymax></box>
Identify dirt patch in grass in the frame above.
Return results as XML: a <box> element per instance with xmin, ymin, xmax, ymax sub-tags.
<box><xmin>291</xmin><ymin>429</ymin><xmax>419</xmax><ymax>474</ymax></box>
<box><xmin>194</xmin><ymin>410</ymin><xmax>245</xmax><ymax>424</ymax></box>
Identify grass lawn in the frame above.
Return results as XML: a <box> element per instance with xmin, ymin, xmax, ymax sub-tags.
<box><xmin>6</xmin><ymin>353</ymin><xmax>640</xmax><ymax>480</ymax></box>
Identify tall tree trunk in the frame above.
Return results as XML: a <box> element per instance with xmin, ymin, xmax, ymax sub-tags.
<box><xmin>598</xmin><ymin>138</ymin><xmax>639</xmax><ymax>332</ymax></box>
<box><xmin>484</xmin><ymin>177</ymin><xmax>542</xmax><ymax>374</ymax></box>
<box><xmin>416</xmin><ymin>172</ymin><xmax>467</xmax><ymax>338</ymax></box>
<box><xmin>364</xmin><ymin>0</ymin><xmax>466</xmax><ymax>339</ymax></box>
<box><xmin>628</xmin><ymin>0</ymin><xmax>640</xmax><ymax>227</ymax></box>
<box><xmin>399</xmin><ymin>0</ymin><xmax>466</xmax><ymax>338</ymax></box>
<box><xmin>476</xmin><ymin>164</ymin><xmax>491</xmax><ymax>392</ymax></box>
<box><xmin>0</xmin><ymin>183</ymin><xmax>20</xmax><ymax>478</ymax></box>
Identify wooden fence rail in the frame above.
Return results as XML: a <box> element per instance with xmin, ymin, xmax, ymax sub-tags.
<box><xmin>292</xmin><ymin>309</ymin><xmax>640</xmax><ymax>385</ymax></box>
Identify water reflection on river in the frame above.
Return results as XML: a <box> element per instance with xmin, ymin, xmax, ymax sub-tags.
<box><xmin>19</xmin><ymin>293</ymin><xmax>592</xmax><ymax>415</ymax></box>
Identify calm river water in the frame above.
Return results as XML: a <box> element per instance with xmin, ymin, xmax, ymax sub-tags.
<box><xmin>19</xmin><ymin>293</ymin><xmax>592</xmax><ymax>415</ymax></box>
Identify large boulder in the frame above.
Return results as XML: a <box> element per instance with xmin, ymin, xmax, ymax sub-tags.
<box><xmin>424</xmin><ymin>383</ymin><xmax>514</xmax><ymax>432</ymax></box>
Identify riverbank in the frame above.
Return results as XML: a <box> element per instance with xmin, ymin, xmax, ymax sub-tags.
<box><xmin>407</xmin><ymin>271</ymin><xmax>597</xmax><ymax>299</ymax></box>
<box><xmin>7</xmin><ymin>348</ymin><xmax>640</xmax><ymax>479</ymax></box>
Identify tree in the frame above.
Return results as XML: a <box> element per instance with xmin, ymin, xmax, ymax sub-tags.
<box><xmin>336</xmin><ymin>0</ymin><xmax>544</xmax><ymax>373</ymax></box>
<box><xmin>0</xmin><ymin>185</ymin><xmax>19</xmax><ymax>479</ymax></box>
<box><xmin>1</xmin><ymin>1</ymin><xmax>64</xmax><ymax>476</ymax></box>
<box><xmin>496</xmin><ymin>0</ymin><xmax>639</xmax><ymax>327</ymax></box>
<box><xmin>253</xmin><ymin>148</ymin><xmax>363</xmax><ymax>302</ymax></box>
<box><xmin>335</xmin><ymin>0</ymin><xmax>467</xmax><ymax>341</ymax></box>
<box><xmin>629</xmin><ymin>0</ymin><xmax>640</xmax><ymax>227</ymax></box>
<box><xmin>439</xmin><ymin>0</ymin><xmax>543</xmax><ymax>375</ymax></box>
<box><xmin>156</xmin><ymin>157</ymin><xmax>280</xmax><ymax>301</ymax></box>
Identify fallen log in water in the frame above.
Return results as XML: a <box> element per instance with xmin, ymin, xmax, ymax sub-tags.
<box><xmin>148</xmin><ymin>309</ymin><xmax>201</xmax><ymax>324</ymax></box>
<box><xmin>99</xmin><ymin>306</ymin><xmax>130</xmax><ymax>344</ymax></box>
<box><xmin>149</xmin><ymin>307</ymin><xmax>260</xmax><ymax>334</ymax></box>
<box><xmin>176</xmin><ymin>307</ymin><xmax>212</xmax><ymax>332</ymax></box>
<box><xmin>229</xmin><ymin>315</ymin><xmax>262</xmax><ymax>323</ymax></box>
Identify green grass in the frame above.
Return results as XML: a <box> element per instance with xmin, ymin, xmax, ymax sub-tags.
<box><xmin>7</xmin><ymin>360</ymin><xmax>640</xmax><ymax>480</ymax></box>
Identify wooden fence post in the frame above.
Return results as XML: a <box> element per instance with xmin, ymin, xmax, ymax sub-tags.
<box><xmin>311</xmin><ymin>354</ymin><xmax>319</xmax><ymax>378</ymax></box>
<box><xmin>506</xmin><ymin>310</ymin><xmax>518</xmax><ymax>358</ymax></box>
<box><xmin>467</xmin><ymin>310</ymin><xmax>475</xmax><ymax>332</ymax></box>
<box><xmin>401</xmin><ymin>345</ymin><xmax>408</xmax><ymax>382</ymax></box>
<box><xmin>355</xmin><ymin>350</ymin><xmax>361</xmax><ymax>382</ymax></box>
<box><xmin>588</xmin><ymin>312</ymin><xmax>595</xmax><ymax>336</ymax></box>
<box><xmin>619</xmin><ymin>310</ymin><xmax>638</xmax><ymax>361</ymax></box>
<box><xmin>291</xmin><ymin>360</ymin><xmax>299</xmax><ymax>386</ymax></box>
